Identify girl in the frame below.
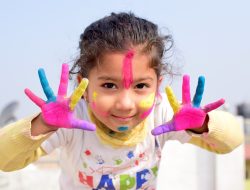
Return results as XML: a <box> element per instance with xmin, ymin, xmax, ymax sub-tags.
<box><xmin>0</xmin><ymin>12</ymin><xmax>243</xmax><ymax>190</ymax></box>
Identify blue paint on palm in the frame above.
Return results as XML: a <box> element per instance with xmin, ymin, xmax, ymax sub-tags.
<box><xmin>193</xmin><ymin>76</ymin><xmax>205</xmax><ymax>108</ymax></box>
<box><xmin>38</xmin><ymin>68</ymin><xmax>56</xmax><ymax>103</ymax></box>
<box><xmin>117</xmin><ymin>126</ymin><xmax>129</xmax><ymax>131</ymax></box>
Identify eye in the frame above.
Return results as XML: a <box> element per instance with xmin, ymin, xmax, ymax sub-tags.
<box><xmin>102</xmin><ymin>83</ymin><xmax>116</xmax><ymax>89</ymax></box>
<box><xmin>135</xmin><ymin>83</ymin><xmax>149</xmax><ymax>89</ymax></box>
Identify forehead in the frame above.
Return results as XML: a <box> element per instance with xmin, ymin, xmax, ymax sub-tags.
<box><xmin>94</xmin><ymin>52</ymin><xmax>155</xmax><ymax>78</ymax></box>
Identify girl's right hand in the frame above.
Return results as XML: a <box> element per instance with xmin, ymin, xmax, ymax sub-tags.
<box><xmin>24</xmin><ymin>64</ymin><xmax>96</xmax><ymax>131</ymax></box>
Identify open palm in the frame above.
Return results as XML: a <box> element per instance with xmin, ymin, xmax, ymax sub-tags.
<box><xmin>152</xmin><ymin>75</ymin><xmax>224</xmax><ymax>136</ymax></box>
<box><xmin>25</xmin><ymin>64</ymin><xmax>95</xmax><ymax>131</ymax></box>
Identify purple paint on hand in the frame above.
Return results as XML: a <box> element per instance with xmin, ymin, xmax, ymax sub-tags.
<box><xmin>151</xmin><ymin>75</ymin><xmax>224</xmax><ymax>136</ymax></box>
<box><xmin>25</xmin><ymin>64</ymin><xmax>96</xmax><ymax>131</ymax></box>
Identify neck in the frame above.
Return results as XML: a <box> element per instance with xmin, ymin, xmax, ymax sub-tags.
<box><xmin>88</xmin><ymin>109</ymin><xmax>148</xmax><ymax>148</ymax></box>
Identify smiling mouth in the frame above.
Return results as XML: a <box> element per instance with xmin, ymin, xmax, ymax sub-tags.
<box><xmin>111</xmin><ymin>115</ymin><xmax>135</xmax><ymax>121</ymax></box>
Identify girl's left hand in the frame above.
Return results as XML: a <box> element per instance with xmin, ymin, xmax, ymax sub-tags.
<box><xmin>151</xmin><ymin>75</ymin><xmax>225</xmax><ymax>136</ymax></box>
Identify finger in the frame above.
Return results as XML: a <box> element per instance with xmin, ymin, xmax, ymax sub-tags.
<box><xmin>71</xmin><ymin>118</ymin><xmax>96</xmax><ymax>131</ymax></box>
<box><xmin>24</xmin><ymin>88</ymin><xmax>45</xmax><ymax>108</ymax></box>
<box><xmin>166</xmin><ymin>86</ymin><xmax>180</xmax><ymax>113</ymax></box>
<box><xmin>192</xmin><ymin>76</ymin><xmax>205</xmax><ymax>108</ymax></box>
<box><xmin>70</xmin><ymin>78</ymin><xmax>89</xmax><ymax>110</ymax></box>
<box><xmin>38</xmin><ymin>68</ymin><xmax>56</xmax><ymax>102</ymax></box>
<box><xmin>182</xmin><ymin>75</ymin><xmax>191</xmax><ymax>104</ymax></box>
<box><xmin>203</xmin><ymin>98</ymin><xmax>225</xmax><ymax>113</ymax></box>
<box><xmin>58</xmin><ymin>64</ymin><xmax>69</xmax><ymax>97</ymax></box>
<box><xmin>151</xmin><ymin>122</ymin><xmax>175</xmax><ymax>136</ymax></box>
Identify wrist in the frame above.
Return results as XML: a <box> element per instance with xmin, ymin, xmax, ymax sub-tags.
<box><xmin>31</xmin><ymin>114</ymin><xmax>58</xmax><ymax>136</ymax></box>
<box><xmin>188</xmin><ymin>115</ymin><xmax>209</xmax><ymax>134</ymax></box>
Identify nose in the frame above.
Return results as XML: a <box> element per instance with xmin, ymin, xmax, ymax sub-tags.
<box><xmin>114</xmin><ymin>90</ymin><xmax>135</xmax><ymax>111</ymax></box>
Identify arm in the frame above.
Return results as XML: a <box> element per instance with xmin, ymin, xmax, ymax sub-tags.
<box><xmin>0</xmin><ymin>64</ymin><xmax>96</xmax><ymax>171</ymax></box>
<box><xmin>188</xmin><ymin>110</ymin><xmax>244</xmax><ymax>154</ymax></box>
<box><xmin>0</xmin><ymin>114</ymin><xmax>50</xmax><ymax>172</ymax></box>
<box><xmin>152</xmin><ymin>75</ymin><xmax>243</xmax><ymax>153</ymax></box>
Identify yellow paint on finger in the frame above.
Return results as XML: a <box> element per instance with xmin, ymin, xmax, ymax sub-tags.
<box><xmin>166</xmin><ymin>86</ymin><xmax>180</xmax><ymax>113</ymax></box>
<box><xmin>70</xmin><ymin>78</ymin><xmax>88</xmax><ymax>110</ymax></box>
<box><xmin>139</xmin><ymin>93</ymin><xmax>155</xmax><ymax>109</ymax></box>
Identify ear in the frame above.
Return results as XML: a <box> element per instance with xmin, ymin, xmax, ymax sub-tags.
<box><xmin>157</xmin><ymin>76</ymin><xmax>163</xmax><ymax>89</ymax></box>
<box><xmin>155</xmin><ymin>76</ymin><xmax>163</xmax><ymax>98</ymax></box>
<box><xmin>77</xmin><ymin>74</ymin><xmax>88</xmax><ymax>101</ymax></box>
<box><xmin>77</xmin><ymin>74</ymin><xmax>82</xmax><ymax>84</ymax></box>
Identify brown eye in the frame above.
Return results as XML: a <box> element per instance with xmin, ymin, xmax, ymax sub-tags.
<box><xmin>136</xmin><ymin>83</ymin><xmax>148</xmax><ymax>89</ymax></box>
<box><xmin>102</xmin><ymin>83</ymin><xmax>116</xmax><ymax>89</ymax></box>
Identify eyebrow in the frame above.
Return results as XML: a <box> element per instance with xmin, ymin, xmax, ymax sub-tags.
<box><xmin>97</xmin><ymin>76</ymin><xmax>154</xmax><ymax>82</ymax></box>
<box><xmin>97</xmin><ymin>76</ymin><xmax>119</xmax><ymax>81</ymax></box>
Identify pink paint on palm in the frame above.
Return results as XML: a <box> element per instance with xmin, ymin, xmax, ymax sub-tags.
<box><xmin>152</xmin><ymin>98</ymin><xmax>225</xmax><ymax>135</ymax></box>
<box><xmin>122</xmin><ymin>51</ymin><xmax>134</xmax><ymax>89</ymax></box>
<box><xmin>151</xmin><ymin>105</ymin><xmax>206</xmax><ymax>135</ymax></box>
<box><xmin>25</xmin><ymin>64</ymin><xmax>96</xmax><ymax>131</ymax></box>
<box><xmin>182</xmin><ymin>75</ymin><xmax>191</xmax><ymax>104</ymax></box>
<box><xmin>41</xmin><ymin>101</ymin><xmax>95</xmax><ymax>130</ymax></box>
<box><xmin>173</xmin><ymin>106</ymin><xmax>206</xmax><ymax>130</ymax></box>
<box><xmin>151</xmin><ymin>75</ymin><xmax>225</xmax><ymax>136</ymax></box>
<box><xmin>203</xmin><ymin>98</ymin><xmax>225</xmax><ymax>113</ymax></box>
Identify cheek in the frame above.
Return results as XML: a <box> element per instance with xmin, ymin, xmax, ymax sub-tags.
<box><xmin>138</xmin><ymin>93</ymin><xmax>156</xmax><ymax>119</ymax></box>
<box><xmin>139</xmin><ymin>93</ymin><xmax>155</xmax><ymax>109</ymax></box>
<box><xmin>139</xmin><ymin>105</ymin><xmax>154</xmax><ymax>119</ymax></box>
<box><xmin>89</xmin><ymin>92</ymin><xmax>112</xmax><ymax>117</ymax></box>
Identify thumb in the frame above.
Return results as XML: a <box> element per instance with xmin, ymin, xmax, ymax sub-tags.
<box><xmin>151</xmin><ymin>121</ymin><xmax>175</xmax><ymax>136</ymax></box>
<box><xmin>71</xmin><ymin>118</ymin><xmax>96</xmax><ymax>131</ymax></box>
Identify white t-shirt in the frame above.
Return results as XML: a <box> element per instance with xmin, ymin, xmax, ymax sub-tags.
<box><xmin>41</xmin><ymin>94</ymin><xmax>191</xmax><ymax>190</ymax></box>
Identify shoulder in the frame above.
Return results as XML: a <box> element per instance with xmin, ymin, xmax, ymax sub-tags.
<box><xmin>153</xmin><ymin>92</ymin><xmax>173</xmax><ymax>122</ymax></box>
<box><xmin>74</xmin><ymin>99</ymin><xmax>89</xmax><ymax>120</ymax></box>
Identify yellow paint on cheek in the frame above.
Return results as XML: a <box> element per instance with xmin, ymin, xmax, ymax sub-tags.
<box><xmin>93</xmin><ymin>91</ymin><xmax>98</xmax><ymax>101</ymax></box>
<box><xmin>139</xmin><ymin>93</ymin><xmax>155</xmax><ymax>108</ymax></box>
<box><xmin>91</xmin><ymin>91</ymin><xmax>108</xmax><ymax>117</ymax></box>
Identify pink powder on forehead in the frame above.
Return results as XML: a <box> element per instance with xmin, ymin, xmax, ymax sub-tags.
<box><xmin>122</xmin><ymin>51</ymin><xmax>134</xmax><ymax>89</ymax></box>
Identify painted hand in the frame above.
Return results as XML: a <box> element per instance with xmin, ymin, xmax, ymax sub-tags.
<box><xmin>24</xmin><ymin>64</ymin><xmax>96</xmax><ymax>131</ymax></box>
<box><xmin>151</xmin><ymin>75</ymin><xmax>224</xmax><ymax>136</ymax></box>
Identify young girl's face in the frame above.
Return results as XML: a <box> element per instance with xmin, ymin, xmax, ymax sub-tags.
<box><xmin>85</xmin><ymin>50</ymin><xmax>161</xmax><ymax>132</ymax></box>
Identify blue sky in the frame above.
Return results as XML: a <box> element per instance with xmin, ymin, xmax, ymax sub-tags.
<box><xmin>0</xmin><ymin>0</ymin><xmax>250</xmax><ymax>118</ymax></box>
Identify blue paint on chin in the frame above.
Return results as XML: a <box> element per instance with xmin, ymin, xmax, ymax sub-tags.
<box><xmin>117</xmin><ymin>126</ymin><xmax>129</xmax><ymax>132</ymax></box>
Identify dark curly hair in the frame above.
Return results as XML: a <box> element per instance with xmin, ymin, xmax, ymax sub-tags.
<box><xmin>70</xmin><ymin>12</ymin><xmax>173</xmax><ymax>79</ymax></box>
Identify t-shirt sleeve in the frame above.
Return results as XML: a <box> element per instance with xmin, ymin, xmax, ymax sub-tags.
<box><xmin>0</xmin><ymin>114</ymin><xmax>53</xmax><ymax>171</ymax></box>
<box><xmin>188</xmin><ymin>110</ymin><xmax>244</xmax><ymax>154</ymax></box>
<box><xmin>41</xmin><ymin>128</ymin><xmax>70</xmax><ymax>154</ymax></box>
